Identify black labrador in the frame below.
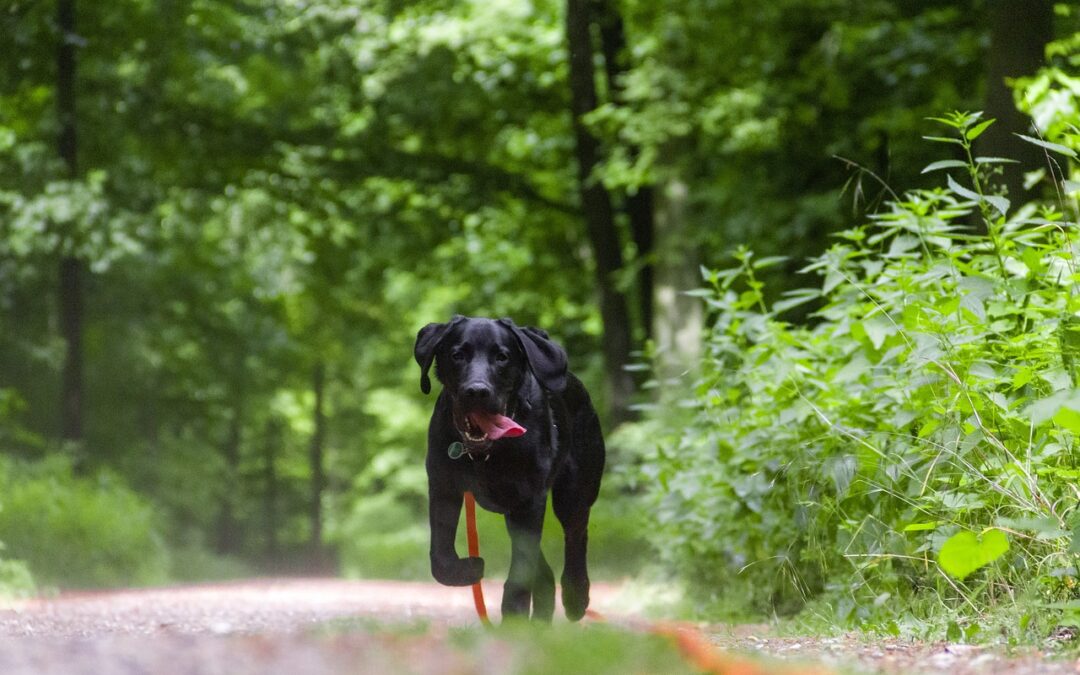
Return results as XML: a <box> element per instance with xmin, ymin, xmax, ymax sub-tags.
<box><xmin>414</xmin><ymin>315</ymin><xmax>605</xmax><ymax>621</ymax></box>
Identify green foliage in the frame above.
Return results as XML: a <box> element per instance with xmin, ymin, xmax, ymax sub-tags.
<box><xmin>0</xmin><ymin>0</ymin><xmax>1075</xmax><ymax>595</ymax></box>
<box><xmin>938</xmin><ymin>529</ymin><xmax>1010</xmax><ymax>581</ymax></box>
<box><xmin>0</xmin><ymin>457</ymin><xmax>168</xmax><ymax>588</ymax></box>
<box><xmin>0</xmin><ymin>558</ymin><xmax>35</xmax><ymax>599</ymax></box>
<box><xmin>332</xmin><ymin>491</ymin><xmax>430</xmax><ymax>580</ymax></box>
<box><xmin>593</xmin><ymin>1</ymin><xmax>988</xmax><ymax>270</ymax></box>
<box><xmin>317</xmin><ymin>621</ymin><xmax>699</xmax><ymax>675</ymax></box>
<box><xmin>643</xmin><ymin>110</ymin><xmax>1080</xmax><ymax>624</ymax></box>
<box><xmin>446</xmin><ymin>623</ymin><xmax>698</xmax><ymax>675</ymax></box>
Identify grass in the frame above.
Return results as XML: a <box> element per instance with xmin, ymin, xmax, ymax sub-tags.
<box><xmin>311</xmin><ymin>618</ymin><xmax>700</xmax><ymax>674</ymax></box>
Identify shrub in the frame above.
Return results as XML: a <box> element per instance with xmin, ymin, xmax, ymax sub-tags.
<box><xmin>0</xmin><ymin>456</ymin><xmax>169</xmax><ymax>588</ymax></box>
<box><xmin>0</xmin><ymin>557</ymin><xmax>34</xmax><ymax>599</ymax></box>
<box><xmin>644</xmin><ymin>111</ymin><xmax>1080</xmax><ymax>624</ymax></box>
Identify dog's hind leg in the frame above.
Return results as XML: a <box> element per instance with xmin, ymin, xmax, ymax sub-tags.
<box><xmin>555</xmin><ymin>506</ymin><xmax>591</xmax><ymax>621</ymax></box>
<box><xmin>554</xmin><ymin>399</ymin><xmax>604</xmax><ymax>622</ymax></box>
<box><xmin>501</xmin><ymin>497</ymin><xmax>547</xmax><ymax>621</ymax></box>
<box><xmin>532</xmin><ymin>549</ymin><xmax>556</xmax><ymax>622</ymax></box>
<box><xmin>553</xmin><ymin>462</ymin><xmax>599</xmax><ymax>621</ymax></box>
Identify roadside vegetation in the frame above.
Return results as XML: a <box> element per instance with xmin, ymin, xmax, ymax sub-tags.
<box><xmin>634</xmin><ymin>70</ymin><xmax>1080</xmax><ymax>642</ymax></box>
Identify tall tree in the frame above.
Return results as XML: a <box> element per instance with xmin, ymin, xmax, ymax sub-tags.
<box><xmin>56</xmin><ymin>0</ymin><xmax>83</xmax><ymax>450</ymax></box>
<box><xmin>566</xmin><ymin>0</ymin><xmax>635</xmax><ymax>424</ymax></box>
<box><xmin>308</xmin><ymin>361</ymin><xmax>326</xmax><ymax>554</ymax></box>
<box><xmin>593</xmin><ymin>0</ymin><xmax>656</xmax><ymax>340</ymax></box>
<box><xmin>981</xmin><ymin>0</ymin><xmax>1054</xmax><ymax>200</ymax></box>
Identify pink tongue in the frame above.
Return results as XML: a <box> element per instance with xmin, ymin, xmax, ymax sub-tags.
<box><xmin>468</xmin><ymin>413</ymin><xmax>526</xmax><ymax>441</ymax></box>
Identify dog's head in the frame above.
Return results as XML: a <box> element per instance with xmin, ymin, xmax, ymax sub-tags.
<box><xmin>414</xmin><ymin>316</ymin><xmax>567</xmax><ymax>448</ymax></box>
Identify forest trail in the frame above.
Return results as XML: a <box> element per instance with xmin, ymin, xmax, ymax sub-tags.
<box><xmin>0</xmin><ymin>578</ymin><xmax>1074</xmax><ymax>674</ymax></box>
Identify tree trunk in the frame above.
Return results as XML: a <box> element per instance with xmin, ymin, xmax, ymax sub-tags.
<box><xmin>652</xmin><ymin>177</ymin><xmax>703</xmax><ymax>390</ymax></box>
<box><xmin>566</xmin><ymin>0</ymin><xmax>635</xmax><ymax>425</ymax></box>
<box><xmin>592</xmin><ymin>0</ymin><xmax>656</xmax><ymax>340</ymax></box>
<box><xmin>263</xmin><ymin>419</ymin><xmax>280</xmax><ymax>560</ymax></box>
<box><xmin>215</xmin><ymin>401</ymin><xmax>243</xmax><ymax>555</ymax></box>
<box><xmin>981</xmin><ymin>0</ymin><xmax>1053</xmax><ymax>201</ymax></box>
<box><xmin>308</xmin><ymin>361</ymin><xmax>326</xmax><ymax>552</ymax></box>
<box><xmin>57</xmin><ymin>0</ymin><xmax>84</xmax><ymax>452</ymax></box>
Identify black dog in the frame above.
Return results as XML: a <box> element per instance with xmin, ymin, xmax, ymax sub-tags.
<box><xmin>414</xmin><ymin>316</ymin><xmax>605</xmax><ymax>621</ymax></box>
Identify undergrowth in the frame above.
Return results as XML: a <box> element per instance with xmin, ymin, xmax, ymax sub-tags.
<box><xmin>0</xmin><ymin>455</ymin><xmax>169</xmax><ymax>589</ymax></box>
<box><xmin>639</xmin><ymin>104</ymin><xmax>1080</xmax><ymax>641</ymax></box>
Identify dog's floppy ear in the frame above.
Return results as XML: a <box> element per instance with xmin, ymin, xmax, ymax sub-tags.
<box><xmin>414</xmin><ymin>315</ymin><xmax>465</xmax><ymax>394</ymax></box>
<box><xmin>498</xmin><ymin>318</ymin><xmax>568</xmax><ymax>393</ymax></box>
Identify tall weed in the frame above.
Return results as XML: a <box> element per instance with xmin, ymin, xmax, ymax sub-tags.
<box><xmin>644</xmin><ymin>110</ymin><xmax>1080</xmax><ymax>627</ymax></box>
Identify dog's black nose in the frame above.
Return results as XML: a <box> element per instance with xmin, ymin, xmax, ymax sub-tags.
<box><xmin>463</xmin><ymin>383</ymin><xmax>492</xmax><ymax>400</ymax></box>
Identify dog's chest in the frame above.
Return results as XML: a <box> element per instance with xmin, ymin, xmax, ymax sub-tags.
<box><xmin>467</xmin><ymin>454</ymin><xmax>552</xmax><ymax>514</ymax></box>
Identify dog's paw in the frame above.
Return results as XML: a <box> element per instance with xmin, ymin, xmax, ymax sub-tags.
<box><xmin>431</xmin><ymin>556</ymin><xmax>485</xmax><ymax>587</ymax></box>
<box><xmin>501</xmin><ymin>582</ymin><xmax>532</xmax><ymax>619</ymax></box>
<box><xmin>561</xmin><ymin>579</ymin><xmax>590</xmax><ymax>622</ymax></box>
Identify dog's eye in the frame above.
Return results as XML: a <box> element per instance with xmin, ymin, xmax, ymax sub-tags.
<box><xmin>495</xmin><ymin>351</ymin><xmax>509</xmax><ymax>363</ymax></box>
<box><xmin>451</xmin><ymin>351</ymin><xmax>465</xmax><ymax>362</ymax></box>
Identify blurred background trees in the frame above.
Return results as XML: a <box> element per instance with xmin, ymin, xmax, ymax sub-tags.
<box><xmin>0</xmin><ymin>0</ymin><xmax>1076</xmax><ymax>588</ymax></box>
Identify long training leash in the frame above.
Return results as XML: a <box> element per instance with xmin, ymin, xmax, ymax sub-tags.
<box><xmin>460</xmin><ymin>491</ymin><xmax>826</xmax><ymax>675</ymax></box>
<box><xmin>463</xmin><ymin>491</ymin><xmax>491</xmax><ymax>626</ymax></box>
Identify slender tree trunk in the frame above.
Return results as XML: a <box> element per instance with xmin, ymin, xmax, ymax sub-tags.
<box><xmin>215</xmin><ymin>401</ymin><xmax>243</xmax><ymax>555</ymax></box>
<box><xmin>566</xmin><ymin>0</ymin><xmax>635</xmax><ymax>425</ymax></box>
<box><xmin>652</xmin><ymin>176</ymin><xmax>702</xmax><ymax>388</ymax></box>
<box><xmin>263</xmin><ymin>419</ymin><xmax>280</xmax><ymax>560</ymax></box>
<box><xmin>627</xmin><ymin>190</ymin><xmax>655</xmax><ymax>337</ymax></box>
<box><xmin>59</xmin><ymin>258</ymin><xmax>82</xmax><ymax>441</ymax></box>
<box><xmin>57</xmin><ymin>0</ymin><xmax>84</xmax><ymax>451</ymax></box>
<box><xmin>592</xmin><ymin>0</ymin><xmax>656</xmax><ymax>340</ymax></box>
<box><xmin>308</xmin><ymin>361</ymin><xmax>326</xmax><ymax>552</ymax></box>
<box><xmin>981</xmin><ymin>0</ymin><xmax>1053</xmax><ymax>201</ymax></box>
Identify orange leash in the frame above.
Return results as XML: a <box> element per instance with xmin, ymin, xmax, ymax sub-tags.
<box><xmin>463</xmin><ymin>491</ymin><xmax>491</xmax><ymax>626</ymax></box>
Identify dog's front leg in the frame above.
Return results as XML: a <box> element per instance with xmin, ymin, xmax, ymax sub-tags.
<box><xmin>502</xmin><ymin>497</ymin><xmax>548</xmax><ymax>621</ymax></box>
<box><xmin>428</xmin><ymin>485</ymin><xmax>484</xmax><ymax>586</ymax></box>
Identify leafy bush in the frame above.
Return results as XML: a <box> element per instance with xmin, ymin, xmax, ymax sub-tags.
<box><xmin>644</xmin><ymin>110</ymin><xmax>1080</xmax><ymax>625</ymax></box>
<box><xmin>334</xmin><ymin>491</ymin><xmax>431</xmax><ymax>580</ymax></box>
<box><xmin>0</xmin><ymin>456</ymin><xmax>169</xmax><ymax>588</ymax></box>
<box><xmin>0</xmin><ymin>557</ymin><xmax>34</xmax><ymax>598</ymax></box>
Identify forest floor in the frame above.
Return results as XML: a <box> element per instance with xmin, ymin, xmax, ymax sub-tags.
<box><xmin>0</xmin><ymin>578</ymin><xmax>1076</xmax><ymax>674</ymax></box>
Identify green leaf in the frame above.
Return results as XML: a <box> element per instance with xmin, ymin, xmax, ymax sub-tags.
<box><xmin>1054</xmin><ymin>407</ymin><xmax>1080</xmax><ymax>434</ymax></box>
<box><xmin>946</xmin><ymin>175</ymin><xmax>981</xmax><ymax>202</ymax></box>
<box><xmin>1026</xmin><ymin>391</ymin><xmax>1080</xmax><ymax>426</ymax></box>
<box><xmin>921</xmin><ymin>160</ymin><xmax>968</xmax><ymax>174</ymax></box>
<box><xmin>772</xmin><ymin>289</ymin><xmax>820</xmax><ymax>314</ymax></box>
<box><xmin>922</xmin><ymin>135</ymin><xmax>964</xmax><ymax>145</ymax></box>
<box><xmin>965</xmin><ymin>118</ymin><xmax>995</xmax><ymax>141</ymax></box>
<box><xmin>1070</xmin><ymin>522</ymin><xmax>1080</xmax><ymax>554</ymax></box>
<box><xmin>751</xmin><ymin>255</ymin><xmax>787</xmax><ymax>270</ymax></box>
<box><xmin>903</xmin><ymin>521</ymin><xmax>940</xmax><ymax>532</ymax></box>
<box><xmin>964</xmin><ymin>622</ymin><xmax>981</xmax><ymax>642</ymax></box>
<box><xmin>938</xmin><ymin>529</ymin><xmax>1009</xmax><ymax>580</ymax></box>
<box><xmin>984</xmin><ymin>194</ymin><xmax>1009</xmax><ymax>217</ymax></box>
<box><xmin>861</xmin><ymin>316</ymin><xmax>893</xmax><ymax>350</ymax></box>
<box><xmin>1015</xmin><ymin>134</ymin><xmax>1078</xmax><ymax>158</ymax></box>
<box><xmin>946</xmin><ymin>621</ymin><xmax>962</xmax><ymax>642</ymax></box>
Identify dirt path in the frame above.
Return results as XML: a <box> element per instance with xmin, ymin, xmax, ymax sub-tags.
<box><xmin>0</xmin><ymin>578</ymin><xmax>623</xmax><ymax>675</ymax></box>
<box><xmin>0</xmin><ymin>579</ymin><xmax>1076</xmax><ymax>674</ymax></box>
